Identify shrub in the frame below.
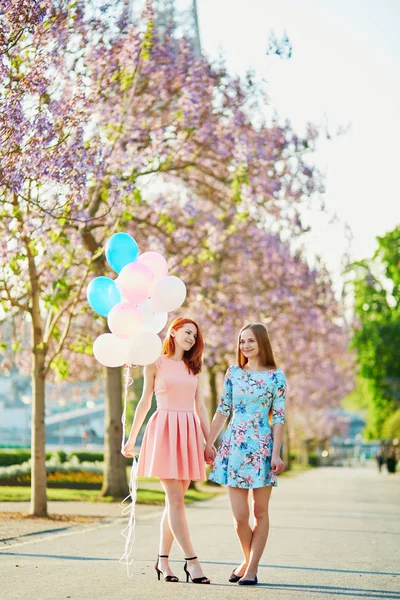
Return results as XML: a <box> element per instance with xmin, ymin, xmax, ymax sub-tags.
<box><xmin>50</xmin><ymin>450</ymin><xmax>68</xmax><ymax>463</ymax></box>
<box><xmin>68</xmin><ymin>451</ymin><xmax>104</xmax><ymax>463</ymax></box>
<box><xmin>0</xmin><ymin>450</ymin><xmax>31</xmax><ymax>466</ymax></box>
<box><xmin>0</xmin><ymin>449</ymin><xmax>69</xmax><ymax>466</ymax></box>
<box><xmin>0</xmin><ymin>457</ymin><xmax>104</xmax><ymax>488</ymax></box>
<box><xmin>1</xmin><ymin>470</ymin><xmax>103</xmax><ymax>489</ymax></box>
<box><xmin>308</xmin><ymin>452</ymin><xmax>320</xmax><ymax>467</ymax></box>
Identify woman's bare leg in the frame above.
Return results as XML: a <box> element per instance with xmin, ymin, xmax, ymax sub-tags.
<box><xmin>228</xmin><ymin>487</ymin><xmax>252</xmax><ymax>577</ymax></box>
<box><xmin>242</xmin><ymin>486</ymin><xmax>272</xmax><ymax>579</ymax></box>
<box><xmin>160</xmin><ymin>479</ymin><xmax>209</xmax><ymax>582</ymax></box>
<box><xmin>158</xmin><ymin>480</ymin><xmax>191</xmax><ymax>577</ymax></box>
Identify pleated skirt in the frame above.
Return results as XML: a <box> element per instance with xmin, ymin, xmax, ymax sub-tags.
<box><xmin>137</xmin><ymin>409</ymin><xmax>206</xmax><ymax>480</ymax></box>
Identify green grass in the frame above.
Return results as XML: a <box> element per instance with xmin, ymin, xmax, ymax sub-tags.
<box><xmin>0</xmin><ymin>486</ymin><xmax>216</xmax><ymax>505</ymax></box>
<box><xmin>0</xmin><ymin>487</ymin><xmax>112</xmax><ymax>503</ymax></box>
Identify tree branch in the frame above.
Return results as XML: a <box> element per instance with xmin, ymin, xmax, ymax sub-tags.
<box><xmin>43</xmin><ymin>261</ymin><xmax>92</xmax><ymax>377</ymax></box>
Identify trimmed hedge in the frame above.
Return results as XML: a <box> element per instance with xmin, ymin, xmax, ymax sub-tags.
<box><xmin>0</xmin><ymin>449</ymin><xmax>134</xmax><ymax>467</ymax></box>
<box><xmin>2</xmin><ymin>470</ymin><xmax>103</xmax><ymax>489</ymax></box>
<box><xmin>68</xmin><ymin>451</ymin><xmax>104</xmax><ymax>463</ymax></box>
<box><xmin>0</xmin><ymin>449</ymin><xmax>88</xmax><ymax>466</ymax></box>
<box><xmin>0</xmin><ymin>450</ymin><xmax>31</xmax><ymax>466</ymax></box>
<box><xmin>48</xmin><ymin>450</ymin><xmax>68</xmax><ymax>464</ymax></box>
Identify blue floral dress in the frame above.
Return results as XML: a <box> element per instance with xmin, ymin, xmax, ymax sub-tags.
<box><xmin>209</xmin><ymin>365</ymin><xmax>287</xmax><ymax>488</ymax></box>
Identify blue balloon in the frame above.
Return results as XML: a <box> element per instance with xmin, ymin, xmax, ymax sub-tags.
<box><xmin>86</xmin><ymin>277</ymin><xmax>121</xmax><ymax>317</ymax></box>
<box><xmin>105</xmin><ymin>232</ymin><xmax>139</xmax><ymax>274</ymax></box>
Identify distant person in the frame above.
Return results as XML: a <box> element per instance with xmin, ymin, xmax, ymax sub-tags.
<box><xmin>376</xmin><ymin>449</ymin><xmax>385</xmax><ymax>473</ymax></box>
<box><xmin>205</xmin><ymin>323</ymin><xmax>287</xmax><ymax>586</ymax></box>
<box><xmin>386</xmin><ymin>447</ymin><xmax>397</xmax><ymax>474</ymax></box>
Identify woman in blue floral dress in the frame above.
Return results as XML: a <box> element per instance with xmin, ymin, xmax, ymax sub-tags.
<box><xmin>205</xmin><ymin>323</ymin><xmax>286</xmax><ymax>586</ymax></box>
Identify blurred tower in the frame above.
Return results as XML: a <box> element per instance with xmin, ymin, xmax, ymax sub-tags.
<box><xmin>191</xmin><ymin>0</ymin><xmax>202</xmax><ymax>57</ymax></box>
<box><xmin>129</xmin><ymin>0</ymin><xmax>201</xmax><ymax>56</ymax></box>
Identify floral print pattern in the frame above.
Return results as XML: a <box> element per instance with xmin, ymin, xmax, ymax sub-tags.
<box><xmin>209</xmin><ymin>365</ymin><xmax>287</xmax><ymax>488</ymax></box>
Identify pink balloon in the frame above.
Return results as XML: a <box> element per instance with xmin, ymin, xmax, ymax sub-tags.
<box><xmin>117</xmin><ymin>262</ymin><xmax>154</xmax><ymax>305</ymax></box>
<box><xmin>138</xmin><ymin>252</ymin><xmax>168</xmax><ymax>281</ymax></box>
<box><xmin>107</xmin><ymin>302</ymin><xmax>143</xmax><ymax>339</ymax></box>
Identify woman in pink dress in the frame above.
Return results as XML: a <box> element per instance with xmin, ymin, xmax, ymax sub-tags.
<box><xmin>122</xmin><ymin>317</ymin><xmax>213</xmax><ymax>584</ymax></box>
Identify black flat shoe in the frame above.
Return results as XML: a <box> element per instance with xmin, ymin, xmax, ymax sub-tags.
<box><xmin>229</xmin><ymin>569</ymin><xmax>243</xmax><ymax>583</ymax></box>
<box><xmin>183</xmin><ymin>556</ymin><xmax>210</xmax><ymax>584</ymax></box>
<box><xmin>155</xmin><ymin>554</ymin><xmax>179</xmax><ymax>582</ymax></box>
<box><xmin>238</xmin><ymin>575</ymin><xmax>258</xmax><ymax>586</ymax></box>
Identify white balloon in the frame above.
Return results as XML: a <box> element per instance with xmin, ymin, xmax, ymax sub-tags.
<box><xmin>138</xmin><ymin>298</ymin><xmax>153</xmax><ymax>317</ymax></box>
<box><xmin>93</xmin><ymin>333</ymin><xmax>129</xmax><ymax>367</ymax></box>
<box><xmin>143</xmin><ymin>311</ymin><xmax>168</xmax><ymax>334</ymax></box>
<box><xmin>138</xmin><ymin>299</ymin><xmax>168</xmax><ymax>334</ymax></box>
<box><xmin>127</xmin><ymin>332</ymin><xmax>162</xmax><ymax>366</ymax></box>
<box><xmin>151</xmin><ymin>276</ymin><xmax>187</xmax><ymax>313</ymax></box>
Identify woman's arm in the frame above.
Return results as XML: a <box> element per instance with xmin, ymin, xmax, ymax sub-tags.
<box><xmin>271</xmin><ymin>423</ymin><xmax>284</xmax><ymax>473</ymax></box>
<box><xmin>121</xmin><ymin>362</ymin><xmax>156</xmax><ymax>457</ymax></box>
<box><xmin>194</xmin><ymin>383</ymin><xmax>212</xmax><ymax>440</ymax></box>
<box><xmin>270</xmin><ymin>370</ymin><xmax>287</xmax><ymax>474</ymax></box>
<box><xmin>206</xmin><ymin>412</ymin><xmax>227</xmax><ymax>447</ymax></box>
<box><xmin>204</xmin><ymin>367</ymin><xmax>233</xmax><ymax>462</ymax></box>
<box><xmin>204</xmin><ymin>413</ymin><xmax>227</xmax><ymax>463</ymax></box>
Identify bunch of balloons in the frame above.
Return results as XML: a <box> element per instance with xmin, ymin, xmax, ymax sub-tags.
<box><xmin>86</xmin><ymin>233</ymin><xmax>186</xmax><ymax>367</ymax></box>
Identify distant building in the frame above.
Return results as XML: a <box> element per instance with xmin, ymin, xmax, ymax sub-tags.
<box><xmin>0</xmin><ymin>374</ymin><xmax>105</xmax><ymax>448</ymax></box>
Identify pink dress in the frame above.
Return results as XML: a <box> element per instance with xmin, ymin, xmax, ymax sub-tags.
<box><xmin>137</xmin><ymin>355</ymin><xmax>206</xmax><ymax>480</ymax></box>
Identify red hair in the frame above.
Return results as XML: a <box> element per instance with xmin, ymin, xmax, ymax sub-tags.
<box><xmin>162</xmin><ymin>317</ymin><xmax>204</xmax><ymax>375</ymax></box>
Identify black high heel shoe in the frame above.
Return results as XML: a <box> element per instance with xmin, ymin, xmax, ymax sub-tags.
<box><xmin>183</xmin><ymin>556</ymin><xmax>210</xmax><ymax>584</ymax></box>
<box><xmin>229</xmin><ymin>568</ymin><xmax>243</xmax><ymax>583</ymax></box>
<box><xmin>238</xmin><ymin>575</ymin><xmax>258</xmax><ymax>586</ymax></box>
<box><xmin>155</xmin><ymin>555</ymin><xmax>179</xmax><ymax>582</ymax></box>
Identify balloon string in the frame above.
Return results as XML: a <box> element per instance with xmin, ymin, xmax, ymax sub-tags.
<box><xmin>119</xmin><ymin>363</ymin><xmax>137</xmax><ymax>578</ymax></box>
<box><xmin>121</xmin><ymin>363</ymin><xmax>134</xmax><ymax>452</ymax></box>
<box><xmin>119</xmin><ymin>458</ymin><xmax>138</xmax><ymax>578</ymax></box>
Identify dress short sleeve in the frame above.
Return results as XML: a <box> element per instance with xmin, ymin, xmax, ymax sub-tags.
<box><xmin>272</xmin><ymin>369</ymin><xmax>287</xmax><ymax>425</ymax></box>
<box><xmin>154</xmin><ymin>355</ymin><xmax>164</xmax><ymax>370</ymax></box>
<box><xmin>216</xmin><ymin>366</ymin><xmax>234</xmax><ymax>417</ymax></box>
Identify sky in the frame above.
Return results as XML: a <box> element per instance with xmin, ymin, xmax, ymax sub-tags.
<box><xmin>185</xmin><ymin>0</ymin><xmax>400</xmax><ymax>289</ymax></box>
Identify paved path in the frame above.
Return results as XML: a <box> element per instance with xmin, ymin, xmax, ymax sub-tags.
<box><xmin>1</xmin><ymin>467</ymin><xmax>399</xmax><ymax>599</ymax></box>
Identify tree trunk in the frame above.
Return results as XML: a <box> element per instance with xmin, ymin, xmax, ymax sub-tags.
<box><xmin>298</xmin><ymin>439</ymin><xmax>309</xmax><ymax>466</ymax></box>
<box><xmin>208</xmin><ymin>366</ymin><xmax>218</xmax><ymax>418</ymax></box>
<box><xmin>30</xmin><ymin>347</ymin><xmax>47</xmax><ymax>516</ymax></box>
<box><xmin>80</xmin><ymin>232</ymin><xmax>128</xmax><ymax>497</ymax></box>
<box><xmin>101</xmin><ymin>366</ymin><xmax>128</xmax><ymax>497</ymax></box>
<box><xmin>28</xmin><ymin>230</ymin><xmax>48</xmax><ymax>518</ymax></box>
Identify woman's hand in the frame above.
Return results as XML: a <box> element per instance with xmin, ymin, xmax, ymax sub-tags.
<box><xmin>122</xmin><ymin>438</ymin><xmax>136</xmax><ymax>458</ymax></box>
<box><xmin>271</xmin><ymin>454</ymin><xmax>285</xmax><ymax>474</ymax></box>
<box><xmin>204</xmin><ymin>444</ymin><xmax>216</xmax><ymax>465</ymax></box>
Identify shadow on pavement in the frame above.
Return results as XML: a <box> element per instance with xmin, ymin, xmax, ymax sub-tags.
<box><xmin>196</xmin><ymin>560</ymin><xmax>400</xmax><ymax>578</ymax></box>
<box><xmin>255</xmin><ymin>583</ymin><xmax>400</xmax><ymax>599</ymax></box>
<box><xmin>0</xmin><ymin>551</ymin><xmax>115</xmax><ymax>561</ymax></box>
<box><xmin>271</xmin><ymin>525</ymin><xmax>400</xmax><ymax>535</ymax></box>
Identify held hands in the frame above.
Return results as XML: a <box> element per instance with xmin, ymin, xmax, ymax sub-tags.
<box><xmin>271</xmin><ymin>454</ymin><xmax>285</xmax><ymax>475</ymax></box>
<box><xmin>122</xmin><ymin>438</ymin><xmax>136</xmax><ymax>458</ymax></box>
<box><xmin>204</xmin><ymin>444</ymin><xmax>217</xmax><ymax>465</ymax></box>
